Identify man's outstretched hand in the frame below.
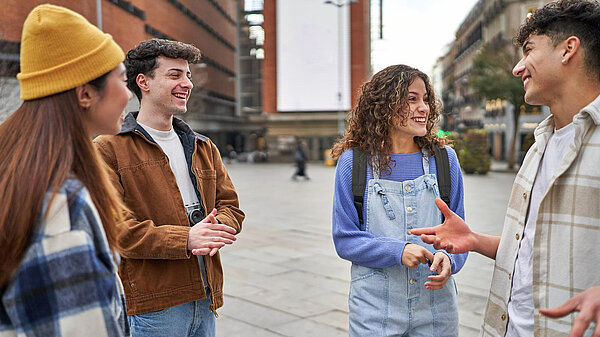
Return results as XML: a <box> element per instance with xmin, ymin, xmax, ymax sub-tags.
<box><xmin>539</xmin><ymin>285</ymin><xmax>600</xmax><ymax>337</ymax></box>
<box><xmin>409</xmin><ymin>198</ymin><xmax>475</xmax><ymax>254</ymax></box>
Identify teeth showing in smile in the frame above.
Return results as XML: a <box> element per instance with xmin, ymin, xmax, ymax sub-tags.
<box><xmin>523</xmin><ymin>78</ymin><xmax>530</xmax><ymax>87</ymax></box>
<box><xmin>413</xmin><ymin>117</ymin><xmax>427</xmax><ymax>123</ymax></box>
<box><xmin>173</xmin><ymin>93</ymin><xmax>187</xmax><ymax>99</ymax></box>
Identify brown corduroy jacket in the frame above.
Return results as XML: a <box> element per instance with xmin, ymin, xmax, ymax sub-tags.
<box><xmin>93</xmin><ymin>112</ymin><xmax>244</xmax><ymax>316</ymax></box>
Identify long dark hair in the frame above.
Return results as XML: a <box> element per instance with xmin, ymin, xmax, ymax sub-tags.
<box><xmin>0</xmin><ymin>77</ymin><xmax>126</xmax><ymax>287</ymax></box>
<box><xmin>332</xmin><ymin>64</ymin><xmax>444</xmax><ymax>174</ymax></box>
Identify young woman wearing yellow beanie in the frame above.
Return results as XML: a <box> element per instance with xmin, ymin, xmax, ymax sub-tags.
<box><xmin>0</xmin><ymin>4</ymin><xmax>132</xmax><ymax>336</ymax></box>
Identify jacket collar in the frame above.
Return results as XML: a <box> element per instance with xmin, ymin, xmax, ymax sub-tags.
<box><xmin>120</xmin><ymin>111</ymin><xmax>208</xmax><ymax>141</ymax></box>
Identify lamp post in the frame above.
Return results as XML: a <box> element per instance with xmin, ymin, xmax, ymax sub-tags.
<box><xmin>324</xmin><ymin>0</ymin><xmax>356</xmax><ymax>137</ymax></box>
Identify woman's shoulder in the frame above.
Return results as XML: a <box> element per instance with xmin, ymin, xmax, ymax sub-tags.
<box><xmin>38</xmin><ymin>178</ymin><xmax>99</xmax><ymax>237</ymax></box>
<box><xmin>441</xmin><ymin>145</ymin><xmax>459</xmax><ymax>165</ymax></box>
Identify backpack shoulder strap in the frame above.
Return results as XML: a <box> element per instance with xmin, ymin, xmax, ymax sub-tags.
<box><xmin>352</xmin><ymin>148</ymin><xmax>367</xmax><ymax>225</ymax></box>
<box><xmin>433</xmin><ymin>145</ymin><xmax>451</xmax><ymax>207</ymax></box>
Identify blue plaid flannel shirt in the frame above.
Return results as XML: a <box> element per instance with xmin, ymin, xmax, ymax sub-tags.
<box><xmin>0</xmin><ymin>178</ymin><xmax>129</xmax><ymax>336</ymax></box>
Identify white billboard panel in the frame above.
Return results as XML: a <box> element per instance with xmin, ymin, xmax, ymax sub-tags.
<box><xmin>276</xmin><ymin>0</ymin><xmax>351</xmax><ymax>112</ymax></box>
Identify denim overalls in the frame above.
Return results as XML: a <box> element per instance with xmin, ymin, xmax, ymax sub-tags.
<box><xmin>349</xmin><ymin>154</ymin><xmax>458</xmax><ymax>337</ymax></box>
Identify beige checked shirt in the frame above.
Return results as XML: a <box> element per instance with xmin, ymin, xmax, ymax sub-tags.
<box><xmin>481</xmin><ymin>93</ymin><xmax>600</xmax><ymax>337</ymax></box>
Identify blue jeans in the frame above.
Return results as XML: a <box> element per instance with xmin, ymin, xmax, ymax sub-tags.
<box><xmin>128</xmin><ymin>292</ymin><xmax>215</xmax><ymax>337</ymax></box>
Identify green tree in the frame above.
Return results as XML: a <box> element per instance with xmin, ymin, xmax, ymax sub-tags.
<box><xmin>469</xmin><ymin>40</ymin><xmax>525</xmax><ymax>169</ymax></box>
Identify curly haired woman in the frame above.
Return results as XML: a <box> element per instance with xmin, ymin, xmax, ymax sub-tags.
<box><xmin>331</xmin><ymin>64</ymin><xmax>468</xmax><ymax>336</ymax></box>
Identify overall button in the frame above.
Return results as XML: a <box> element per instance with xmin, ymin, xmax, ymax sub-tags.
<box><xmin>405</xmin><ymin>185</ymin><xmax>411</xmax><ymax>192</ymax></box>
<box><xmin>523</xmin><ymin>192</ymin><xmax>528</xmax><ymax>199</ymax></box>
<box><xmin>515</xmin><ymin>233</ymin><xmax>520</xmax><ymax>240</ymax></box>
<box><xmin>407</xmin><ymin>207</ymin><xmax>413</xmax><ymax>212</ymax></box>
<box><xmin>501</xmin><ymin>313</ymin><xmax>507</xmax><ymax>321</ymax></box>
<box><xmin>409</xmin><ymin>278</ymin><xmax>416</xmax><ymax>285</ymax></box>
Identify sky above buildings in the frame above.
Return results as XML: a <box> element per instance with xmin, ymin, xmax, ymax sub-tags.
<box><xmin>371</xmin><ymin>0</ymin><xmax>480</xmax><ymax>75</ymax></box>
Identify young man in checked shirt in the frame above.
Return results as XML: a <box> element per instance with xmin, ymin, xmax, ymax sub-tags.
<box><xmin>412</xmin><ymin>0</ymin><xmax>600</xmax><ymax>336</ymax></box>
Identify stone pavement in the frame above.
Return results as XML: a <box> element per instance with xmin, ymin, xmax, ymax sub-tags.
<box><xmin>216</xmin><ymin>162</ymin><xmax>517</xmax><ymax>336</ymax></box>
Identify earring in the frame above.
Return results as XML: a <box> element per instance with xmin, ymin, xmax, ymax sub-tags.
<box><xmin>562</xmin><ymin>59</ymin><xmax>568</xmax><ymax>65</ymax></box>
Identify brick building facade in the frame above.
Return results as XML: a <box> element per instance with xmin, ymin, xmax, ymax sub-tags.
<box><xmin>0</xmin><ymin>0</ymin><xmax>264</xmax><ymax>153</ymax></box>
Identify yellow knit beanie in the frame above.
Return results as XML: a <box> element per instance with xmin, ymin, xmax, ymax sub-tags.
<box><xmin>17</xmin><ymin>4</ymin><xmax>125</xmax><ymax>100</ymax></box>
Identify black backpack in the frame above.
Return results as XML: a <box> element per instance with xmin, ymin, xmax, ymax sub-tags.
<box><xmin>351</xmin><ymin>146</ymin><xmax>451</xmax><ymax>225</ymax></box>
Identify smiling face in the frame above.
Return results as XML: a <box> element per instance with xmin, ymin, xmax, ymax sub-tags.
<box><xmin>85</xmin><ymin>63</ymin><xmax>132</xmax><ymax>137</ymax></box>
<box><xmin>391</xmin><ymin>77</ymin><xmax>430</xmax><ymax>142</ymax></box>
<box><xmin>141</xmin><ymin>56</ymin><xmax>193</xmax><ymax>116</ymax></box>
<box><xmin>512</xmin><ymin>34</ymin><xmax>563</xmax><ymax>106</ymax></box>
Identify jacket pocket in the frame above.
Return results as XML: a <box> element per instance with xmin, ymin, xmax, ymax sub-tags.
<box><xmin>194</xmin><ymin>168</ymin><xmax>217</xmax><ymax>209</ymax></box>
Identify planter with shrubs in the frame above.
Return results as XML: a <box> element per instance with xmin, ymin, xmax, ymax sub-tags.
<box><xmin>459</xmin><ymin>129</ymin><xmax>491</xmax><ymax>174</ymax></box>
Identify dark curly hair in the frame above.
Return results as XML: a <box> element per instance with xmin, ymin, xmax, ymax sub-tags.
<box><xmin>331</xmin><ymin>64</ymin><xmax>444</xmax><ymax>174</ymax></box>
<box><xmin>125</xmin><ymin>38</ymin><xmax>202</xmax><ymax>100</ymax></box>
<box><xmin>516</xmin><ymin>0</ymin><xmax>600</xmax><ymax>80</ymax></box>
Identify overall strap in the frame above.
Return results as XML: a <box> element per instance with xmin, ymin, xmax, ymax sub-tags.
<box><xmin>352</xmin><ymin>148</ymin><xmax>367</xmax><ymax>225</ymax></box>
<box><xmin>433</xmin><ymin>145</ymin><xmax>451</xmax><ymax>207</ymax></box>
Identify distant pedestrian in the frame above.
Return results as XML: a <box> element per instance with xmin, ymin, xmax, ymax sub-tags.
<box><xmin>331</xmin><ymin>64</ymin><xmax>467</xmax><ymax>336</ymax></box>
<box><xmin>412</xmin><ymin>1</ymin><xmax>600</xmax><ymax>336</ymax></box>
<box><xmin>292</xmin><ymin>140</ymin><xmax>310</xmax><ymax>180</ymax></box>
<box><xmin>225</xmin><ymin>144</ymin><xmax>237</xmax><ymax>164</ymax></box>
<box><xmin>0</xmin><ymin>4</ymin><xmax>131</xmax><ymax>336</ymax></box>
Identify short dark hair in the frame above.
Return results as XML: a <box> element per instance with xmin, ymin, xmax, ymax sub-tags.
<box><xmin>516</xmin><ymin>0</ymin><xmax>600</xmax><ymax>80</ymax></box>
<box><xmin>125</xmin><ymin>38</ymin><xmax>202</xmax><ymax>100</ymax></box>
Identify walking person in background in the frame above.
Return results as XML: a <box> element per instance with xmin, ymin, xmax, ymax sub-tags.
<box><xmin>412</xmin><ymin>1</ymin><xmax>600</xmax><ymax>336</ymax></box>
<box><xmin>0</xmin><ymin>4</ymin><xmax>131</xmax><ymax>336</ymax></box>
<box><xmin>94</xmin><ymin>38</ymin><xmax>244</xmax><ymax>337</ymax></box>
<box><xmin>331</xmin><ymin>64</ymin><xmax>468</xmax><ymax>336</ymax></box>
<box><xmin>292</xmin><ymin>140</ymin><xmax>310</xmax><ymax>180</ymax></box>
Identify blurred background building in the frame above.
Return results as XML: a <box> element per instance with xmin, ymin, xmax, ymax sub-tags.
<box><xmin>0</xmin><ymin>0</ymin><xmax>371</xmax><ymax>161</ymax></box>
<box><xmin>438</xmin><ymin>0</ymin><xmax>553</xmax><ymax>163</ymax></box>
<box><xmin>0</xmin><ymin>0</ymin><xmax>266</xmax><ymax>155</ymax></box>
<box><xmin>259</xmin><ymin>0</ymin><xmax>371</xmax><ymax>161</ymax></box>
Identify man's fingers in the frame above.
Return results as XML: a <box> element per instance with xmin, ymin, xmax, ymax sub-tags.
<box><xmin>592</xmin><ymin>318</ymin><xmax>600</xmax><ymax>337</ymax></box>
<box><xmin>419</xmin><ymin>234</ymin><xmax>437</xmax><ymax>244</ymax></box>
<box><xmin>410</xmin><ymin>227</ymin><xmax>436</xmax><ymax>236</ymax></box>
<box><xmin>569</xmin><ymin>310</ymin><xmax>592</xmax><ymax>337</ymax></box>
<box><xmin>191</xmin><ymin>248</ymin><xmax>210</xmax><ymax>255</ymax></box>
<box><xmin>539</xmin><ymin>297</ymin><xmax>579</xmax><ymax>318</ymax></box>
<box><xmin>206</xmin><ymin>223</ymin><xmax>238</xmax><ymax>235</ymax></box>
<box><xmin>435</xmin><ymin>198</ymin><xmax>454</xmax><ymax>220</ymax></box>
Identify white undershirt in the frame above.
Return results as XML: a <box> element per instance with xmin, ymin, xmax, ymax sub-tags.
<box><xmin>506</xmin><ymin>122</ymin><xmax>576</xmax><ymax>336</ymax></box>
<box><xmin>138</xmin><ymin>122</ymin><xmax>200</xmax><ymax>210</ymax></box>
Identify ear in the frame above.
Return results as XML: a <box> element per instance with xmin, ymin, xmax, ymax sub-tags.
<box><xmin>136</xmin><ymin>73</ymin><xmax>151</xmax><ymax>94</ymax></box>
<box><xmin>75</xmin><ymin>84</ymin><xmax>96</xmax><ymax>110</ymax></box>
<box><xmin>560</xmin><ymin>36</ymin><xmax>581</xmax><ymax>65</ymax></box>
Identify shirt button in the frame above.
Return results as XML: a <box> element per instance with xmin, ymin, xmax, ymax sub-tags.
<box><xmin>523</xmin><ymin>192</ymin><xmax>527</xmax><ymax>199</ymax></box>
<box><xmin>501</xmin><ymin>313</ymin><xmax>507</xmax><ymax>321</ymax></box>
<box><xmin>515</xmin><ymin>233</ymin><xmax>520</xmax><ymax>240</ymax></box>
<box><xmin>508</xmin><ymin>273</ymin><xmax>512</xmax><ymax>280</ymax></box>
<box><xmin>409</xmin><ymin>278</ymin><xmax>415</xmax><ymax>285</ymax></box>
<box><xmin>407</xmin><ymin>207</ymin><xmax>413</xmax><ymax>212</ymax></box>
<box><xmin>405</xmin><ymin>185</ymin><xmax>411</xmax><ymax>192</ymax></box>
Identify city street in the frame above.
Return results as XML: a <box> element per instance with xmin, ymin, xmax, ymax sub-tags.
<box><xmin>216</xmin><ymin>161</ymin><xmax>517</xmax><ymax>336</ymax></box>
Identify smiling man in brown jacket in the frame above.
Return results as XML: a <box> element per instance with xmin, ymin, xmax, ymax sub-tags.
<box><xmin>94</xmin><ymin>39</ymin><xmax>244</xmax><ymax>337</ymax></box>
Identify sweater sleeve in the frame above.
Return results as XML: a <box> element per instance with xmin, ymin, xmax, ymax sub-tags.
<box><xmin>332</xmin><ymin>149</ymin><xmax>408</xmax><ymax>268</ymax></box>
<box><xmin>435</xmin><ymin>145</ymin><xmax>468</xmax><ymax>274</ymax></box>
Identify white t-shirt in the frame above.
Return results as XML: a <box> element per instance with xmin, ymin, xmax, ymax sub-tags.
<box><xmin>506</xmin><ymin>122</ymin><xmax>576</xmax><ymax>336</ymax></box>
<box><xmin>138</xmin><ymin>122</ymin><xmax>208</xmax><ymax>287</ymax></box>
<box><xmin>138</xmin><ymin>122</ymin><xmax>200</xmax><ymax>211</ymax></box>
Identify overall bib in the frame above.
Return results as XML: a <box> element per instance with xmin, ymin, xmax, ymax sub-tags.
<box><xmin>349</xmin><ymin>155</ymin><xmax>458</xmax><ymax>337</ymax></box>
